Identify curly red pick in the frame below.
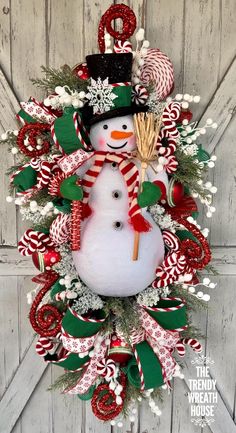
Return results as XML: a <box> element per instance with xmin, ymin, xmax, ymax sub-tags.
<box><xmin>29</xmin><ymin>271</ymin><xmax>63</xmax><ymax>337</ymax></box>
<box><xmin>176</xmin><ymin>217</ymin><xmax>212</xmax><ymax>269</ymax></box>
<box><xmin>98</xmin><ymin>4</ymin><xmax>136</xmax><ymax>53</ymax></box>
<box><xmin>17</xmin><ymin>122</ymin><xmax>51</xmax><ymax>157</ymax></box>
<box><xmin>91</xmin><ymin>372</ymin><xmax>126</xmax><ymax>421</ymax></box>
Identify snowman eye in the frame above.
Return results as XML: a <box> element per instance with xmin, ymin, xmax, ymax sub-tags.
<box><xmin>103</xmin><ymin>124</ymin><xmax>108</xmax><ymax>130</ymax></box>
<box><xmin>122</xmin><ymin>124</ymin><xmax>127</xmax><ymax>130</ymax></box>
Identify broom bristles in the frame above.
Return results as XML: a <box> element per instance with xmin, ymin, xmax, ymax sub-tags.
<box><xmin>134</xmin><ymin>112</ymin><xmax>162</xmax><ymax>163</ymax></box>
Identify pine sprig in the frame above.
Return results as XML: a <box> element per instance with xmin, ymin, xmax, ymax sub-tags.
<box><xmin>49</xmin><ymin>371</ymin><xmax>83</xmax><ymax>392</ymax></box>
<box><xmin>174</xmin><ymin>148</ymin><xmax>207</xmax><ymax>197</ymax></box>
<box><xmin>31</xmin><ymin>65</ymin><xmax>88</xmax><ymax>93</ymax></box>
<box><xmin>170</xmin><ymin>285</ymin><xmax>208</xmax><ymax>312</ymax></box>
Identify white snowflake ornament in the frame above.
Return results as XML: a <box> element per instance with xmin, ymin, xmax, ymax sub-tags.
<box><xmin>86</xmin><ymin>77</ymin><xmax>118</xmax><ymax>114</ymax></box>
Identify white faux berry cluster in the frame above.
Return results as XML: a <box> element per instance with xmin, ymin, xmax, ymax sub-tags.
<box><xmin>132</xmin><ymin>28</ymin><xmax>150</xmax><ymax>85</ymax></box>
<box><xmin>44</xmin><ymin>85</ymin><xmax>86</xmax><ymax>110</ymax></box>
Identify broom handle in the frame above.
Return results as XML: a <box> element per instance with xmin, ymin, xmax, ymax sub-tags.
<box><xmin>132</xmin><ymin>163</ymin><xmax>147</xmax><ymax>261</ymax></box>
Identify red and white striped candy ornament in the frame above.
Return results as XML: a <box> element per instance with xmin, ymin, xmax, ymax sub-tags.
<box><xmin>113</xmin><ymin>40</ymin><xmax>132</xmax><ymax>53</ymax></box>
<box><xmin>140</xmin><ymin>48</ymin><xmax>174</xmax><ymax>100</ymax></box>
<box><xmin>154</xmin><ymin>252</ymin><xmax>187</xmax><ymax>287</ymax></box>
<box><xmin>163</xmin><ymin>155</ymin><xmax>178</xmax><ymax>174</ymax></box>
<box><xmin>97</xmin><ymin>358</ymin><xmax>117</xmax><ymax>380</ymax></box>
<box><xmin>37</xmin><ymin>161</ymin><xmax>52</xmax><ymax>188</ymax></box>
<box><xmin>30</xmin><ymin>157</ymin><xmax>41</xmax><ymax>171</ymax></box>
<box><xmin>36</xmin><ymin>336</ymin><xmax>54</xmax><ymax>357</ymax></box>
<box><xmin>131</xmin><ymin>84</ymin><xmax>148</xmax><ymax>105</ymax></box>
<box><xmin>18</xmin><ymin>229</ymin><xmax>54</xmax><ymax>256</ymax></box>
<box><xmin>162</xmin><ymin>230</ymin><xmax>180</xmax><ymax>252</ymax></box>
<box><xmin>48</xmin><ymin>171</ymin><xmax>67</xmax><ymax>196</ymax></box>
<box><xmin>49</xmin><ymin>213</ymin><xmax>71</xmax><ymax>246</ymax></box>
<box><xmin>162</xmin><ymin>101</ymin><xmax>181</xmax><ymax>138</ymax></box>
<box><xmin>157</xmin><ymin>129</ymin><xmax>177</xmax><ymax>157</ymax></box>
<box><xmin>182</xmin><ymin>338</ymin><xmax>202</xmax><ymax>353</ymax></box>
<box><xmin>175</xmin><ymin>341</ymin><xmax>186</xmax><ymax>357</ymax></box>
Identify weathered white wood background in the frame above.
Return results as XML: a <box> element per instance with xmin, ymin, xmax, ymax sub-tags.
<box><xmin>0</xmin><ymin>1</ymin><xmax>236</xmax><ymax>432</ymax></box>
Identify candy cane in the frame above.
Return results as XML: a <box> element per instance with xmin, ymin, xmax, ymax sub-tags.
<box><xmin>37</xmin><ymin>161</ymin><xmax>52</xmax><ymax>188</ymax></box>
<box><xmin>162</xmin><ymin>102</ymin><xmax>181</xmax><ymax>138</ymax></box>
<box><xmin>182</xmin><ymin>338</ymin><xmax>202</xmax><ymax>353</ymax></box>
<box><xmin>36</xmin><ymin>336</ymin><xmax>54</xmax><ymax>357</ymax></box>
<box><xmin>49</xmin><ymin>213</ymin><xmax>71</xmax><ymax>245</ymax></box>
<box><xmin>175</xmin><ymin>341</ymin><xmax>185</xmax><ymax>357</ymax></box>
<box><xmin>18</xmin><ymin>229</ymin><xmax>54</xmax><ymax>256</ymax></box>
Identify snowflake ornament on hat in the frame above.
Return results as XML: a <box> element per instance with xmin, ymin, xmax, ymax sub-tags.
<box><xmin>4</xmin><ymin>2</ymin><xmax>218</xmax><ymax>426</ymax></box>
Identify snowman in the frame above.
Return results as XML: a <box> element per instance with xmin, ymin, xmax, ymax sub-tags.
<box><xmin>63</xmin><ymin>53</ymin><xmax>168</xmax><ymax>297</ymax></box>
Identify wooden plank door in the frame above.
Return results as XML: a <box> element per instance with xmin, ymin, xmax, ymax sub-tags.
<box><xmin>0</xmin><ymin>1</ymin><xmax>236</xmax><ymax>432</ymax></box>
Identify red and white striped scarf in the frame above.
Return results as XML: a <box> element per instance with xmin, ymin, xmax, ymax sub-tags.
<box><xmin>82</xmin><ymin>151</ymin><xmax>151</xmax><ymax>233</ymax></box>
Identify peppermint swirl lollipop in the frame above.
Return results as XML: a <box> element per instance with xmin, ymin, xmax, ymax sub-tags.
<box><xmin>113</xmin><ymin>40</ymin><xmax>132</xmax><ymax>53</ymax></box>
<box><xmin>140</xmin><ymin>48</ymin><xmax>174</xmax><ymax>100</ymax></box>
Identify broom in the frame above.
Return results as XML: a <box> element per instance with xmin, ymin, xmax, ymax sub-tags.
<box><xmin>132</xmin><ymin>112</ymin><xmax>162</xmax><ymax>261</ymax></box>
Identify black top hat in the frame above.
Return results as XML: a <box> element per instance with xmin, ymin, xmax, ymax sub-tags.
<box><xmin>81</xmin><ymin>53</ymin><xmax>147</xmax><ymax>126</ymax></box>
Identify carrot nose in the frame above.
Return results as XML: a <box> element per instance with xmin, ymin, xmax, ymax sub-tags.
<box><xmin>110</xmin><ymin>130</ymin><xmax>133</xmax><ymax>140</ymax></box>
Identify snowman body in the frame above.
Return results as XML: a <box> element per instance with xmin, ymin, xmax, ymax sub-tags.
<box><xmin>72</xmin><ymin>115</ymin><xmax>168</xmax><ymax>297</ymax></box>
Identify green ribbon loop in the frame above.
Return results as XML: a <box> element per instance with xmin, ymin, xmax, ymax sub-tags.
<box><xmin>13</xmin><ymin>165</ymin><xmax>37</xmax><ymax>192</ymax></box>
<box><xmin>62</xmin><ymin>307</ymin><xmax>106</xmax><ymax>338</ymax></box>
<box><xmin>127</xmin><ymin>341</ymin><xmax>164</xmax><ymax>389</ymax></box>
<box><xmin>127</xmin><ymin>299</ymin><xmax>187</xmax><ymax>390</ymax></box>
<box><xmin>145</xmin><ymin>299</ymin><xmax>187</xmax><ymax>330</ymax></box>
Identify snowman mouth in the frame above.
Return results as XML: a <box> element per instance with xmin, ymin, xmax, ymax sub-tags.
<box><xmin>106</xmin><ymin>142</ymin><xmax>127</xmax><ymax>149</ymax></box>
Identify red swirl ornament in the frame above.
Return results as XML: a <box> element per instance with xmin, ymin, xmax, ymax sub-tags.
<box><xmin>91</xmin><ymin>372</ymin><xmax>126</xmax><ymax>421</ymax></box>
<box><xmin>98</xmin><ymin>4</ymin><xmax>136</xmax><ymax>53</ymax></box>
<box><xmin>17</xmin><ymin>122</ymin><xmax>51</xmax><ymax>157</ymax></box>
<box><xmin>176</xmin><ymin>217</ymin><xmax>212</xmax><ymax>269</ymax></box>
<box><xmin>29</xmin><ymin>271</ymin><xmax>63</xmax><ymax>337</ymax></box>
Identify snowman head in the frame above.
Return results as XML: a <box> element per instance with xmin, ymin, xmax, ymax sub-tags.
<box><xmin>89</xmin><ymin>115</ymin><xmax>136</xmax><ymax>152</ymax></box>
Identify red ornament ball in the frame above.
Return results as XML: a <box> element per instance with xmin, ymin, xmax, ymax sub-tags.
<box><xmin>108</xmin><ymin>335</ymin><xmax>132</xmax><ymax>364</ymax></box>
<box><xmin>177</xmin><ymin>109</ymin><xmax>193</xmax><ymax>124</ymax></box>
<box><xmin>167</xmin><ymin>178</ymin><xmax>184</xmax><ymax>207</ymax></box>
<box><xmin>32</xmin><ymin>248</ymin><xmax>61</xmax><ymax>272</ymax></box>
<box><xmin>73</xmin><ymin>62</ymin><xmax>89</xmax><ymax>80</ymax></box>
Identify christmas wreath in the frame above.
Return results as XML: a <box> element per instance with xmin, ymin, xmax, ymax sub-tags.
<box><xmin>2</xmin><ymin>3</ymin><xmax>218</xmax><ymax>426</ymax></box>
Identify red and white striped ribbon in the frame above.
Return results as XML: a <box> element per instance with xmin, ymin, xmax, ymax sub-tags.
<box><xmin>58</xmin><ymin>149</ymin><xmax>94</xmax><ymax>175</ymax></box>
<box><xmin>65</xmin><ymin>340</ymin><xmax>107</xmax><ymax>395</ymax></box>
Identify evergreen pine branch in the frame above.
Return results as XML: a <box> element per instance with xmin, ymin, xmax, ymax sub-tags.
<box><xmin>170</xmin><ymin>285</ymin><xmax>208</xmax><ymax>312</ymax></box>
<box><xmin>174</xmin><ymin>148</ymin><xmax>208</xmax><ymax>197</ymax></box>
<box><xmin>204</xmin><ymin>264</ymin><xmax>219</xmax><ymax>275</ymax></box>
<box><xmin>48</xmin><ymin>371</ymin><xmax>82</xmax><ymax>391</ymax></box>
<box><xmin>31</xmin><ymin>65</ymin><xmax>89</xmax><ymax>93</ymax></box>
